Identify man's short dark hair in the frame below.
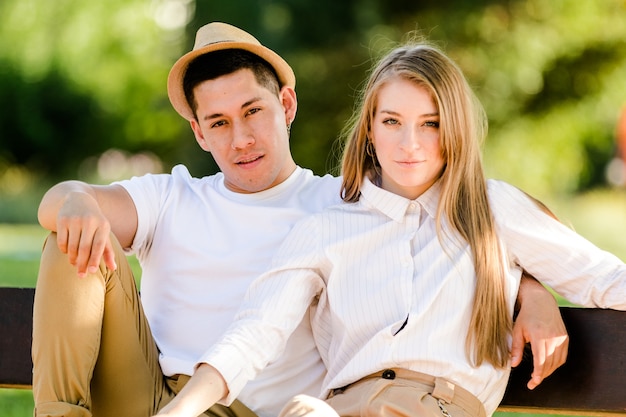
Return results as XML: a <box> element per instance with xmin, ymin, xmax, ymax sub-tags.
<box><xmin>183</xmin><ymin>49</ymin><xmax>281</xmax><ymax>118</ymax></box>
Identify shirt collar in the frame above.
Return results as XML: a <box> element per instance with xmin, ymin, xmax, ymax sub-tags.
<box><xmin>360</xmin><ymin>177</ymin><xmax>441</xmax><ymax>222</ymax></box>
<box><xmin>418</xmin><ymin>181</ymin><xmax>440</xmax><ymax>220</ymax></box>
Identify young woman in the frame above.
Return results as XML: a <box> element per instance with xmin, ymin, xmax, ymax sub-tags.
<box><xmin>155</xmin><ymin>41</ymin><xmax>626</xmax><ymax>417</ymax></box>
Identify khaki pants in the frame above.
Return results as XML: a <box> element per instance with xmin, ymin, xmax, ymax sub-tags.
<box><xmin>279</xmin><ymin>369</ymin><xmax>486</xmax><ymax>417</ymax></box>
<box><xmin>32</xmin><ymin>233</ymin><xmax>256</xmax><ymax>417</ymax></box>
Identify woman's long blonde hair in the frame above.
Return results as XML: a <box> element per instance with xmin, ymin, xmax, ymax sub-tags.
<box><xmin>340</xmin><ymin>41</ymin><xmax>511</xmax><ymax>368</ymax></box>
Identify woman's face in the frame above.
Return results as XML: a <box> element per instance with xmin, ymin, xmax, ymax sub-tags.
<box><xmin>370</xmin><ymin>78</ymin><xmax>445</xmax><ymax>200</ymax></box>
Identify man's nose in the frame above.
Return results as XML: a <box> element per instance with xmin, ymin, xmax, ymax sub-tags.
<box><xmin>231</xmin><ymin>122</ymin><xmax>255</xmax><ymax>150</ymax></box>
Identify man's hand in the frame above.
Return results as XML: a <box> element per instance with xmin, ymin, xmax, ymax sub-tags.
<box><xmin>38</xmin><ymin>181</ymin><xmax>136</xmax><ymax>277</ymax></box>
<box><xmin>511</xmin><ymin>273</ymin><xmax>569</xmax><ymax>389</ymax></box>
<box><xmin>55</xmin><ymin>191</ymin><xmax>117</xmax><ymax>277</ymax></box>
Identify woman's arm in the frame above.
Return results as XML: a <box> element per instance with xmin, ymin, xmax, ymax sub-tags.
<box><xmin>492</xmin><ymin>179</ymin><xmax>626</xmax><ymax>309</ymax></box>
<box><xmin>157</xmin><ymin>215</ymin><xmax>327</xmax><ymax>416</ymax></box>
<box><xmin>154</xmin><ymin>364</ymin><xmax>227</xmax><ymax>417</ymax></box>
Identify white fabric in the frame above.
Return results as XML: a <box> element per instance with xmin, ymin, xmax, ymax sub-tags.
<box><xmin>200</xmin><ymin>177</ymin><xmax>626</xmax><ymax>417</ymax></box>
<box><xmin>116</xmin><ymin>164</ymin><xmax>342</xmax><ymax>417</ymax></box>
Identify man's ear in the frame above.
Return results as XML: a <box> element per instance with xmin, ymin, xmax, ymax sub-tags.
<box><xmin>280</xmin><ymin>86</ymin><xmax>298</xmax><ymax>125</ymax></box>
<box><xmin>190</xmin><ymin>119</ymin><xmax>211</xmax><ymax>152</ymax></box>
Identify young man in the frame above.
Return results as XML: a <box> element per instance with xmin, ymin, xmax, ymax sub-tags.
<box><xmin>33</xmin><ymin>22</ymin><xmax>568</xmax><ymax>417</ymax></box>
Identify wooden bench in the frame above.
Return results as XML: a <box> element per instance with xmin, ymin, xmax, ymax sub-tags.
<box><xmin>1</xmin><ymin>286</ymin><xmax>625</xmax><ymax>416</ymax></box>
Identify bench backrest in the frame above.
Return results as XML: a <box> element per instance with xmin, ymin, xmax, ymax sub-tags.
<box><xmin>0</xmin><ymin>287</ymin><xmax>33</xmax><ymax>388</ymax></box>
<box><xmin>501</xmin><ymin>307</ymin><xmax>626</xmax><ymax>416</ymax></box>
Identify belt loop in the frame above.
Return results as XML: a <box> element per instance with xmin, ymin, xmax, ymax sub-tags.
<box><xmin>432</xmin><ymin>377</ymin><xmax>455</xmax><ymax>404</ymax></box>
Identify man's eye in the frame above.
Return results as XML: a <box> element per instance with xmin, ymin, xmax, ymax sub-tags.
<box><xmin>247</xmin><ymin>107</ymin><xmax>261</xmax><ymax>116</ymax></box>
<box><xmin>211</xmin><ymin>120</ymin><xmax>227</xmax><ymax>128</ymax></box>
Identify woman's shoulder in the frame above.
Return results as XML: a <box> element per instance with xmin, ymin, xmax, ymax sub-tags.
<box><xmin>486</xmin><ymin>179</ymin><xmax>554</xmax><ymax>221</ymax></box>
<box><xmin>487</xmin><ymin>179</ymin><xmax>531</xmax><ymax>203</ymax></box>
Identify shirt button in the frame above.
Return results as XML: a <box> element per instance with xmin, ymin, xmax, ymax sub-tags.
<box><xmin>382</xmin><ymin>369</ymin><xmax>396</xmax><ymax>380</ymax></box>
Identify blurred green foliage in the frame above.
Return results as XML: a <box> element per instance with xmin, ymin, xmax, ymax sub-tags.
<box><xmin>0</xmin><ymin>0</ymin><xmax>625</xmax><ymax>223</ymax></box>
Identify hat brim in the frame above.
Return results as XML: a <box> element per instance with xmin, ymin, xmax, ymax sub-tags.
<box><xmin>167</xmin><ymin>41</ymin><xmax>296</xmax><ymax>121</ymax></box>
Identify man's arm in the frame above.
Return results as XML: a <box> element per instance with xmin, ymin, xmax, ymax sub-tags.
<box><xmin>511</xmin><ymin>273</ymin><xmax>569</xmax><ymax>389</ymax></box>
<box><xmin>38</xmin><ymin>180</ymin><xmax>138</xmax><ymax>277</ymax></box>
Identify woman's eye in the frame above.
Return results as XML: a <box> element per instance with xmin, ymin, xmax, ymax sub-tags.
<box><xmin>424</xmin><ymin>120</ymin><xmax>439</xmax><ymax>128</ymax></box>
<box><xmin>383</xmin><ymin>118</ymin><xmax>398</xmax><ymax>125</ymax></box>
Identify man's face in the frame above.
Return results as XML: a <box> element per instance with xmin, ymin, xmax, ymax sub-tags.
<box><xmin>190</xmin><ymin>68</ymin><xmax>297</xmax><ymax>193</ymax></box>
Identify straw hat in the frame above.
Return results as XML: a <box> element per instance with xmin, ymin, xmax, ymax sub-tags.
<box><xmin>167</xmin><ymin>22</ymin><xmax>296</xmax><ymax>121</ymax></box>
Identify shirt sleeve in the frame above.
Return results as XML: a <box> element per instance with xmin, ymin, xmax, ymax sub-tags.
<box><xmin>197</xmin><ymin>214</ymin><xmax>328</xmax><ymax>405</ymax></box>
<box><xmin>113</xmin><ymin>167</ymin><xmax>181</xmax><ymax>256</ymax></box>
<box><xmin>489</xmin><ymin>180</ymin><xmax>626</xmax><ymax>309</ymax></box>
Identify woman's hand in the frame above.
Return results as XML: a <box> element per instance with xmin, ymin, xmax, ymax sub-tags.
<box><xmin>511</xmin><ymin>273</ymin><xmax>569</xmax><ymax>389</ymax></box>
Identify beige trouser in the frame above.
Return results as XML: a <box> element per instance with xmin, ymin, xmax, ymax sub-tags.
<box><xmin>278</xmin><ymin>369</ymin><xmax>486</xmax><ymax>417</ymax></box>
<box><xmin>32</xmin><ymin>233</ymin><xmax>257</xmax><ymax>417</ymax></box>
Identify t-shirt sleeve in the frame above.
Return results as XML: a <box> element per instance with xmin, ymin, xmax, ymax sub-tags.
<box><xmin>113</xmin><ymin>166</ymin><xmax>182</xmax><ymax>256</ymax></box>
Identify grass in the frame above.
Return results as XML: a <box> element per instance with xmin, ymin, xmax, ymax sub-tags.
<box><xmin>1</xmin><ymin>188</ymin><xmax>626</xmax><ymax>417</ymax></box>
<box><xmin>0</xmin><ymin>224</ymin><xmax>47</xmax><ymax>287</ymax></box>
<box><xmin>0</xmin><ymin>390</ymin><xmax>33</xmax><ymax>417</ymax></box>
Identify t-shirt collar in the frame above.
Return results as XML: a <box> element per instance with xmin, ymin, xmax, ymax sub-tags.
<box><xmin>217</xmin><ymin>166</ymin><xmax>303</xmax><ymax>202</ymax></box>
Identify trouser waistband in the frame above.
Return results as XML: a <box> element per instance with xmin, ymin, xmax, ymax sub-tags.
<box><xmin>330</xmin><ymin>368</ymin><xmax>486</xmax><ymax>417</ymax></box>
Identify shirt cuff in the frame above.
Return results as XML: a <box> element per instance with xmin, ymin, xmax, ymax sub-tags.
<box><xmin>197</xmin><ymin>348</ymin><xmax>250</xmax><ymax>406</ymax></box>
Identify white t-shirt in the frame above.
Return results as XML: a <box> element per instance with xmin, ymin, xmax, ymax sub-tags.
<box><xmin>200</xmin><ymin>178</ymin><xmax>626</xmax><ymax>416</ymax></box>
<box><xmin>117</xmin><ymin>164</ymin><xmax>342</xmax><ymax>417</ymax></box>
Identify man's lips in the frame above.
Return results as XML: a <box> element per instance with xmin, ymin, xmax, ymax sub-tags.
<box><xmin>236</xmin><ymin>154</ymin><xmax>263</xmax><ymax>165</ymax></box>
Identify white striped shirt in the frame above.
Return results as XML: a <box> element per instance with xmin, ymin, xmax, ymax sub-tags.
<box><xmin>201</xmin><ymin>177</ymin><xmax>626</xmax><ymax>416</ymax></box>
